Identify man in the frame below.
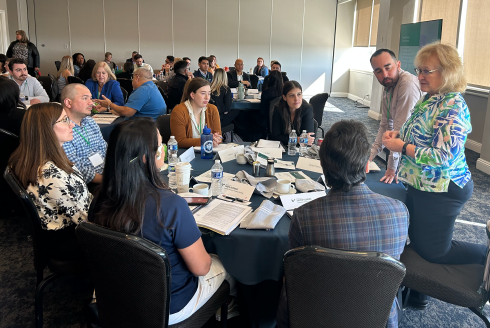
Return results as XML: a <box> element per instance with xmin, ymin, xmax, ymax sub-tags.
<box><xmin>98</xmin><ymin>67</ymin><xmax>166</xmax><ymax>120</ymax></box>
<box><xmin>161</xmin><ymin>55</ymin><xmax>175</xmax><ymax>79</ymax></box>
<box><xmin>193</xmin><ymin>56</ymin><xmax>213</xmax><ymax>83</ymax></box>
<box><xmin>126</xmin><ymin>51</ymin><xmax>139</xmax><ymax>64</ymax></box>
<box><xmin>8</xmin><ymin>58</ymin><xmax>49</xmax><ymax>105</ymax></box>
<box><xmin>133</xmin><ymin>54</ymin><xmax>154</xmax><ymax>75</ymax></box>
<box><xmin>277</xmin><ymin>120</ymin><xmax>409</xmax><ymax>328</ymax></box>
<box><xmin>166</xmin><ymin>60</ymin><xmax>190</xmax><ymax>110</ymax></box>
<box><xmin>183</xmin><ymin>57</ymin><xmax>191</xmax><ymax>71</ymax></box>
<box><xmin>61</xmin><ymin>84</ymin><xmax>107</xmax><ymax>185</ymax></box>
<box><xmin>368</xmin><ymin>49</ymin><xmax>422</xmax><ymax>184</ymax></box>
<box><xmin>263</xmin><ymin>61</ymin><xmax>289</xmax><ymax>88</ymax></box>
<box><xmin>227</xmin><ymin>59</ymin><xmax>250</xmax><ymax>88</ymax></box>
<box><xmin>104</xmin><ymin>52</ymin><xmax>116</xmax><ymax>70</ymax></box>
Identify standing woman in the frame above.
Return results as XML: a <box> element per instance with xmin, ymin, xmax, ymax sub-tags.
<box><xmin>7</xmin><ymin>30</ymin><xmax>40</xmax><ymax>77</ymax></box>
<box><xmin>72</xmin><ymin>53</ymin><xmax>85</xmax><ymax>77</ymax></box>
<box><xmin>9</xmin><ymin>103</ymin><xmax>92</xmax><ymax>260</ymax></box>
<box><xmin>85</xmin><ymin>61</ymin><xmax>124</xmax><ymax>109</ymax></box>
<box><xmin>271</xmin><ymin>81</ymin><xmax>315</xmax><ymax>146</ymax></box>
<box><xmin>56</xmin><ymin>55</ymin><xmax>74</xmax><ymax>95</ymax></box>
<box><xmin>253</xmin><ymin>57</ymin><xmax>269</xmax><ymax>77</ymax></box>
<box><xmin>210</xmin><ymin>68</ymin><xmax>239</xmax><ymax>127</ymax></box>
<box><xmin>383</xmin><ymin>42</ymin><xmax>486</xmax><ymax>267</ymax></box>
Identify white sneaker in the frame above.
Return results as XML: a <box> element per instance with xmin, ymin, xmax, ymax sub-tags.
<box><xmin>215</xmin><ymin>298</ymin><xmax>239</xmax><ymax>321</ymax></box>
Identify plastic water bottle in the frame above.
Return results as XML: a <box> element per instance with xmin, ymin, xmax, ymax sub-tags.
<box><xmin>299</xmin><ymin>130</ymin><xmax>308</xmax><ymax>156</ymax></box>
<box><xmin>168</xmin><ymin>154</ymin><xmax>179</xmax><ymax>190</ymax></box>
<box><xmin>168</xmin><ymin>136</ymin><xmax>178</xmax><ymax>159</ymax></box>
<box><xmin>211</xmin><ymin>160</ymin><xmax>223</xmax><ymax>196</ymax></box>
<box><xmin>288</xmin><ymin>130</ymin><xmax>298</xmax><ymax>156</ymax></box>
<box><xmin>201</xmin><ymin>126</ymin><xmax>213</xmax><ymax>159</ymax></box>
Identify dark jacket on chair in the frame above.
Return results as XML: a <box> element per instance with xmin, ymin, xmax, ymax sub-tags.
<box><xmin>166</xmin><ymin>73</ymin><xmax>189</xmax><ymax>110</ymax></box>
<box><xmin>227</xmin><ymin>71</ymin><xmax>250</xmax><ymax>88</ymax></box>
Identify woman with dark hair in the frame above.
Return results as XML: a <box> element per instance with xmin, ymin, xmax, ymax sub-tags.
<box><xmin>170</xmin><ymin>77</ymin><xmax>222</xmax><ymax>148</ymax></box>
<box><xmin>270</xmin><ymin>81</ymin><xmax>315</xmax><ymax>146</ymax></box>
<box><xmin>260</xmin><ymin>70</ymin><xmax>284</xmax><ymax>133</ymax></box>
<box><xmin>77</xmin><ymin>59</ymin><xmax>96</xmax><ymax>83</ymax></box>
<box><xmin>72</xmin><ymin>53</ymin><xmax>85</xmax><ymax>77</ymax></box>
<box><xmin>9</xmin><ymin>103</ymin><xmax>92</xmax><ymax>260</ymax></box>
<box><xmin>89</xmin><ymin>118</ymin><xmax>235</xmax><ymax>324</ymax></box>
<box><xmin>0</xmin><ymin>76</ymin><xmax>27</xmax><ymax>136</ymax></box>
<box><xmin>0</xmin><ymin>54</ymin><xmax>7</xmax><ymax>74</ymax></box>
<box><xmin>6</xmin><ymin>30</ymin><xmax>40</xmax><ymax>77</ymax></box>
<box><xmin>115</xmin><ymin>62</ymin><xmax>134</xmax><ymax>79</ymax></box>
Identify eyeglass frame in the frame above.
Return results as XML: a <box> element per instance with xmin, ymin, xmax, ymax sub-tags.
<box><xmin>54</xmin><ymin>115</ymin><xmax>71</xmax><ymax>126</ymax></box>
<box><xmin>414</xmin><ymin>68</ymin><xmax>438</xmax><ymax>76</ymax></box>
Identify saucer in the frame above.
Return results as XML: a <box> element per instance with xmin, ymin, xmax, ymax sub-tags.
<box><xmin>273</xmin><ymin>188</ymin><xmax>297</xmax><ymax>196</ymax></box>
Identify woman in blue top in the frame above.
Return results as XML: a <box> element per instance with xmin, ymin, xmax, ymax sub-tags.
<box><xmin>253</xmin><ymin>57</ymin><xmax>269</xmax><ymax>77</ymax></box>
<box><xmin>89</xmin><ymin>118</ymin><xmax>236</xmax><ymax>324</ymax></box>
<box><xmin>85</xmin><ymin>61</ymin><xmax>124</xmax><ymax>110</ymax></box>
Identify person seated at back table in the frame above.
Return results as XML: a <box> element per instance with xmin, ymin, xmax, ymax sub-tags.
<box><xmin>56</xmin><ymin>55</ymin><xmax>74</xmax><ymax>95</ymax></box>
<box><xmin>276</xmin><ymin>119</ymin><xmax>409</xmax><ymax>328</ymax></box>
<box><xmin>97</xmin><ymin>67</ymin><xmax>166</xmax><ymax>120</ymax></box>
<box><xmin>116</xmin><ymin>61</ymin><xmax>134</xmax><ymax>79</ymax></box>
<box><xmin>72</xmin><ymin>53</ymin><xmax>85</xmax><ymax>77</ymax></box>
<box><xmin>227</xmin><ymin>59</ymin><xmax>250</xmax><ymax>88</ymax></box>
<box><xmin>193</xmin><ymin>56</ymin><xmax>213</xmax><ymax>83</ymax></box>
<box><xmin>126</xmin><ymin>51</ymin><xmax>139</xmax><ymax>64</ymax></box>
<box><xmin>104</xmin><ymin>51</ymin><xmax>116</xmax><ymax>70</ymax></box>
<box><xmin>166</xmin><ymin>60</ymin><xmax>191</xmax><ymax>110</ymax></box>
<box><xmin>89</xmin><ymin>118</ymin><xmax>236</xmax><ymax>324</ymax></box>
<box><xmin>260</xmin><ymin>70</ymin><xmax>284</xmax><ymax>135</ymax></box>
<box><xmin>8</xmin><ymin>58</ymin><xmax>49</xmax><ymax>105</ymax></box>
<box><xmin>9</xmin><ymin>103</ymin><xmax>92</xmax><ymax>261</ymax></box>
<box><xmin>253</xmin><ymin>57</ymin><xmax>269</xmax><ymax>77</ymax></box>
<box><xmin>263</xmin><ymin>61</ymin><xmax>289</xmax><ymax>88</ymax></box>
<box><xmin>77</xmin><ymin>59</ymin><xmax>96</xmax><ymax>83</ymax></box>
<box><xmin>270</xmin><ymin>81</ymin><xmax>315</xmax><ymax>146</ymax></box>
<box><xmin>133</xmin><ymin>54</ymin><xmax>154</xmax><ymax>75</ymax></box>
<box><xmin>161</xmin><ymin>55</ymin><xmax>175</xmax><ymax>79</ymax></box>
<box><xmin>0</xmin><ymin>76</ymin><xmax>27</xmax><ymax>136</ymax></box>
<box><xmin>208</xmin><ymin>55</ymin><xmax>219</xmax><ymax>75</ymax></box>
<box><xmin>170</xmin><ymin>78</ymin><xmax>222</xmax><ymax>148</ymax></box>
<box><xmin>85</xmin><ymin>62</ymin><xmax>124</xmax><ymax>109</ymax></box>
<box><xmin>211</xmin><ymin>68</ymin><xmax>240</xmax><ymax>128</ymax></box>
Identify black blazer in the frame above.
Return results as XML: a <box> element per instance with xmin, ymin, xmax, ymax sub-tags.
<box><xmin>116</xmin><ymin>71</ymin><xmax>132</xmax><ymax>79</ymax></box>
<box><xmin>260</xmin><ymin>88</ymin><xmax>282</xmax><ymax>129</ymax></box>
<box><xmin>166</xmin><ymin>73</ymin><xmax>189</xmax><ymax>109</ymax></box>
<box><xmin>270</xmin><ymin>100</ymin><xmax>314</xmax><ymax>145</ymax></box>
<box><xmin>211</xmin><ymin>86</ymin><xmax>232</xmax><ymax>119</ymax></box>
<box><xmin>7</xmin><ymin>41</ymin><xmax>40</xmax><ymax>69</ymax></box>
<box><xmin>227</xmin><ymin>71</ymin><xmax>250</xmax><ymax>88</ymax></box>
<box><xmin>263</xmin><ymin>74</ymin><xmax>289</xmax><ymax>90</ymax></box>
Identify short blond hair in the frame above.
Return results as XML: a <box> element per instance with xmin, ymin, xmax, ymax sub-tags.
<box><xmin>414</xmin><ymin>42</ymin><xmax>466</xmax><ymax>93</ymax></box>
<box><xmin>91</xmin><ymin>61</ymin><xmax>116</xmax><ymax>81</ymax></box>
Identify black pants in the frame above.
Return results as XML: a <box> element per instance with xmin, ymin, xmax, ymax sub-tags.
<box><xmin>407</xmin><ymin>179</ymin><xmax>486</xmax><ymax>265</ymax></box>
<box><xmin>42</xmin><ymin>224</ymin><xmax>85</xmax><ymax>261</ymax></box>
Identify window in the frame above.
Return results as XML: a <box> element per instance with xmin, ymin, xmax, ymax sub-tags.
<box><xmin>354</xmin><ymin>0</ymin><xmax>380</xmax><ymax>47</ymax></box>
<box><xmin>419</xmin><ymin>0</ymin><xmax>461</xmax><ymax>46</ymax></box>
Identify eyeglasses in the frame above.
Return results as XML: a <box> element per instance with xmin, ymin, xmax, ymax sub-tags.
<box><xmin>55</xmin><ymin>116</ymin><xmax>71</xmax><ymax>126</ymax></box>
<box><xmin>414</xmin><ymin>68</ymin><xmax>438</xmax><ymax>76</ymax></box>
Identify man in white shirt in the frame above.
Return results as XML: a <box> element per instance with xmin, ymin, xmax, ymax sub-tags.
<box><xmin>367</xmin><ymin>49</ymin><xmax>422</xmax><ymax>184</ymax></box>
<box><xmin>9</xmin><ymin>58</ymin><xmax>49</xmax><ymax>105</ymax></box>
<box><xmin>134</xmin><ymin>54</ymin><xmax>153</xmax><ymax>75</ymax></box>
<box><xmin>227</xmin><ymin>59</ymin><xmax>250</xmax><ymax>88</ymax></box>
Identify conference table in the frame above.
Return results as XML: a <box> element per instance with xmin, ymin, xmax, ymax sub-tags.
<box><xmin>165</xmin><ymin>145</ymin><xmax>407</xmax><ymax>327</ymax></box>
<box><xmin>231</xmin><ymin>99</ymin><xmax>261</xmax><ymax>111</ymax></box>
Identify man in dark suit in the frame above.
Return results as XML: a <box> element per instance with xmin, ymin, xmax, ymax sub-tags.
<box><xmin>263</xmin><ymin>61</ymin><xmax>289</xmax><ymax>88</ymax></box>
<box><xmin>166</xmin><ymin>60</ymin><xmax>189</xmax><ymax>110</ymax></box>
<box><xmin>193</xmin><ymin>56</ymin><xmax>213</xmax><ymax>83</ymax></box>
<box><xmin>227</xmin><ymin>59</ymin><xmax>250</xmax><ymax>88</ymax></box>
<box><xmin>126</xmin><ymin>51</ymin><xmax>139</xmax><ymax>64</ymax></box>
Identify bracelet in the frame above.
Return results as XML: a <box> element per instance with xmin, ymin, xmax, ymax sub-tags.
<box><xmin>402</xmin><ymin>142</ymin><xmax>409</xmax><ymax>155</ymax></box>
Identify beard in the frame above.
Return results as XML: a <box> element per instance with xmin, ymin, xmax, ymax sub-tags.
<box><xmin>381</xmin><ymin>71</ymin><xmax>400</xmax><ymax>88</ymax></box>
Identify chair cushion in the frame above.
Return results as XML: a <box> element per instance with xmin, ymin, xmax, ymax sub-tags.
<box><xmin>401</xmin><ymin>246</ymin><xmax>485</xmax><ymax>307</ymax></box>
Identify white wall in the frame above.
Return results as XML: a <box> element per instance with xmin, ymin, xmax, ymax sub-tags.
<box><xmin>0</xmin><ymin>0</ymin><xmax>9</xmax><ymax>54</ymax></box>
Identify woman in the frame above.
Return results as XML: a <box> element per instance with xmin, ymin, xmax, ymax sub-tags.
<box><xmin>56</xmin><ymin>55</ymin><xmax>74</xmax><ymax>94</ymax></box>
<box><xmin>89</xmin><ymin>118</ymin><xmax>235</xmax><ymax>324</ymax></box>
<box><xmin>116</xmin><ymin>62</ymin><xmax>134</xmax><ymax>79</ymax></box>
<box><xmin>72</xmin><ymin>53</ymin><xmax>85</xmax><ymax>77</ymax></box>
<box><xmin>271</xmin><ymin>81</ymin><xmax>315</xmax><ymax>146</ymax></box>
<box><xmin>0</xmin><ymin>77</ymin><xmax>27</xmax><ymax>136</ymax></box>
<box><xmin>9</xmin><ymin>103</ymin><xmax>92</xmax><ymax>260</ymax></box>
<box><xmin>253</xmin><ymin>57</ymin><xmax>269</xmax><ymax>77</ymax></box>
<box><xmin>170</xmin><ymin>77</ymin><xmax>222</xmax><ymax>148</ymax></box>
<box><xmin>383</xmin><ymin>42</ymin><xmax>485</xmax><ymax>266</ymax></box>
<box><xmin>104</xmin><ymin>52</ymin><xmax>116</xmax><ymax>70</ymax></box>
<box><xmin>6</xmin><ymin>30</ymin><xmax>40</xmax><ymax>77</ymax></box>
<box><xmin>211</xmin><ymin>68</ymin><xmax>239</xmax><ymax>127</ymax></box>
<box><xmin>260</xmin><ymin>70</ymin><xmax>284</xmax><ymax>133</ymax></box>
<box><xmin>77</xmin><ymin>59</ymin><xmax>96</xmax><ymax>83</ymax></box>
<box><xmin>86</xmin><ymin>61</ymin><xmax>124</xmax><ymax>109</ymax></box>
<box><xmin>0</xmin><ymin>54</ymin><xmax>6</xmax><ymax>75</ymax></box>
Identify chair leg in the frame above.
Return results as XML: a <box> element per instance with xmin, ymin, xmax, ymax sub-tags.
<box><xmin>470</xmin><ymin>307</ymin><xmax>490</xmax><ymax>328</ymax></box>
<box><xmin>220</xmin><ymin>302</ymin><xmax>228</xmax><ymax>328</ymax></box>
<box><xmin>35</xmin><ymin>273</ymin><xmax>60</xmax><ymax>328</ymax></box>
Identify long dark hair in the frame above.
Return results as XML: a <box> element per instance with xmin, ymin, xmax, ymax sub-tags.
<box><xmin>264</xmin><ymin>70</ymin><xmax>283</xmax><ymax>94</ymax></box>
<box><xmin>0</xmin><ymin>54</ymin><xmax>6</xmax><ymax>73</ymax></box>
<box><xmin>275</xmin><ymin>81</ymin><xmax>304</xmax><ymax>134</ymax></box>
<box><xmin>91</xmin><ymin>118</ymin><xmax>167</xmax><ymax>234</ymax></box>
<box><xmin>77</xmin><ymin>59</ymin><xmax>96</xmax><ymax>82</ymax></box>
<box><xmin>72</xmin><ymin>53</ymin><xmax>85</xmax><ymax>67</ymax></box>
<box><xmin>0</xmin><ymin>76</ymin><xmax>27</xmax><ymax>115</ymax></box>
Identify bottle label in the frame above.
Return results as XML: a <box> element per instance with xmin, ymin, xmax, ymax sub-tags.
<box><xmin>203</xmin><ymin>140</ymin><xmax>213</xmax><ymax>153</ymax></box>
<box><xmin>168</xmin><ymin>145</ymin><xmax>178</xmax><ymax>151</ymax></box>
<box><xmin>211</xmin><ymin>171</ymin><xmax>223</xmax><ymax>179</ymax></box>
<box><xmin>289</xmin><ymin>137</ymin><xmax>297</xmax><ymax>144</ymax></box>
<box><xmin>169</xmin><ymin>165</ymin><xmax>176</xmax><ymax>173</ymax></box>
<box><xmin>300</xmin><ymin>138</ymin><xmax>308</xmax><ymax>144</ymax></box>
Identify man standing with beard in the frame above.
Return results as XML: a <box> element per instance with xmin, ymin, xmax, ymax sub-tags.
<box><xmin>368</xmin><ymin>49</ymin><xmax>422</xmax><ymax>184</ymax></box>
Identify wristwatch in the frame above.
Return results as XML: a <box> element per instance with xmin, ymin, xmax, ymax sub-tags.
<box><xmin>402</xmin><ymin>142</ymin><xmax>410</xmax><ymax>155</ymax></box>
<box><xmin>107</xmin><ymin>103</ymin><xmax>111</xmax><ymax>111</ymax></box>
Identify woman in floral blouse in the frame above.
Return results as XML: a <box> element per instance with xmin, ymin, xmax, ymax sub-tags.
<box><xmin>9</xmin><ymin>103</ymin><xmax>92</xmax><ymax>260</ymax></box>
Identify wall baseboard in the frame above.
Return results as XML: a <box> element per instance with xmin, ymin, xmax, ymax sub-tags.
<box><xmin>368</xmin><ymin>109</ymin><xmax>382</xmax><ymax>120</ymax></box>
<box><xmin>330</xmin><ymin>92</ymin><xmax>348</xmax><ymax>97</ymax></box>
<box><xmin>465</xmin><ymin>139</ymin><xmax>482</xmax><ymax>153</ymax></box>
<box><xmin>476</xmin><ymin>158</ymin><xmax>490</xmax><ymax>175</ymax></box>
<box><xmin>347</xmin><ymin>93</ymin><xmax>371</xmax><ymax>107</ymax></box>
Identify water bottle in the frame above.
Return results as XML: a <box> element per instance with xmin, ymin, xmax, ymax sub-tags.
<box><xmin>299</xmin><ymin>130</ymin><xmax>308</xmax><ymax>156</ymax></box>
<box><xmin>288</xmin><ymin>130</ymin><xmax>298</xmax><ymax>156</ymax></box>
<box><xmin>168</xmin><ymin>154</ymin><xmax>179</xmax><ymax>190</ymax></box>
<box><xmin>211</xmin><ymin>160</ymin><xmax>223</xmax><ymax>196</ymax></box>
<box><xmin>167</xmin><ymin>136</ymin><xmax>178</xmax><ymax>159</ymax></box>
<box><xmin>201</xmin><ymin>125</ymin><xmax>213</xmax><ymax>159</ymax></box>
<box><xmin>237</xmin><ymin>82</ymin><xmax>245</xmax><ymax>100</ymax></box>
<box><xmin>116</xmin><ymin>65</ymin><xmax>118</xmax><ymax>71</ymax></box>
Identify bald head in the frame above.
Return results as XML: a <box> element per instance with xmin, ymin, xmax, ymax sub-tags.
<box><xmin>61</xmin><ymin>83</ymin><xmax>94</xmax><ymax>122</ymax></box>
<box><xmin>234</xmin><ymin>59</ymin><xmax>244</xmax><ymax>73</ymax></box>
<box><xmin>61</xmin><ymin>83</ymin><xmax>89</xmax><ymax>104</ymax></box>
<box><xmin>133</xmin><ymin>67</ymin><xmax>152</xmax><ymax>80</ymax></box>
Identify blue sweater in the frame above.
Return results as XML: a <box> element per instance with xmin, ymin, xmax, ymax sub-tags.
<box><xmin>85</xmin><ymin>79</ymin><xmax>125</xmax><ymax>106</ymax></box>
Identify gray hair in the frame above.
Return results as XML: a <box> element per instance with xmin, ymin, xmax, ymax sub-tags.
<box><xmin>134</xmin><ymin>67</ymin><xmax>152</xmax><ymax>80</ymax></box>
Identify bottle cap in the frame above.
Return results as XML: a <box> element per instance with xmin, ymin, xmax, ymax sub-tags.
<box><xmin>302</xmin><ymin>130</ymin><xmax>306</xmax><ymax>133</ymax></box>
<box><xmin>170</xmin><ymin>135</ymin><xmax>175</xmax><ymax>139</ymax></box>
<box><xmin>203</xmin><ymin>125</ymin><xmax>211</xmax><ymax>134</ymax></box>
<box><xmin>215</xmin><ymin>160</ymin><xmax>220</xmax><ymax>163</ymax></box>
<box><xmin>292</xmin><ymin>130</ymin><xmax>296</xmax><ymax>133</ymax></box>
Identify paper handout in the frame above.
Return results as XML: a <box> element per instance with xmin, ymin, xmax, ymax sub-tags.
<box><xmin>218</xmin><ymin>145</ymin><xmax>245</xmax><ymax>163</ymax></box>
<box><xmin>280</xmin><ymin>191</ymin><xmax>326</xmax><ymax>210</ymax></box>
<box><xmin>296</xmin><ymin>157</ymin><xmax>323</xmax><ymax>174</ymax></box>
<box><xmin>193</xmin><ymin>199</ymin><xmax>252</xmax><ymax>235</ymax></box>
<box><xmin>179</xmin><ymin>147</ymin><xmax>195</xmax><ymax>163</ymax></box>
<box><xmin>222</xmin><ymin>180</ymin><xmax>255</xmax><ymax>202</ymax></box>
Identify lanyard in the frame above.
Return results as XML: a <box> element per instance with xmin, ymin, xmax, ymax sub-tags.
<box><xmin>74</xmin><ymin>126</ymin><xmax>90</xmax><ymax>146</ymax></box>
<box><xmin>385</xmin><ymin>90</ymin><xmax>392</xmax><ymax>121</ymax></box>
<box><xmin>192</xmin><ymin>111</ymin><xmax>203</xmax><ymax>135</ymax></box>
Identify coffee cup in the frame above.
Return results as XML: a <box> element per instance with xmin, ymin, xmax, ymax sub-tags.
<box><xmin>176</xmin><ymin>162</ymin><xmax>191</xmax><ymax>193</ymax></box>
<box><xmin>189</xmin><ymin>183</ymin><xmax>209</xmax><ymax>196</ymax></box>
<box><xmin>276</xmin><ymin>179</ymin><xmax>295</xmax><ymax>194</ymax></box>
<box><xmin>236</xmin><ymin>153</ymin><xmax>247</xmax><ymax>165</ymax></box>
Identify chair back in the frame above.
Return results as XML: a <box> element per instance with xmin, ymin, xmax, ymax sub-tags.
<box><xmin>313</xmin><ymin>118</ymin><xmax>318</xmax><ymax>138</ymax></box>
<box><xmin>0</xmin><ymin>129</ymin><xmax>22</xmax><ymax>214</ymax></box>
<box><xmin>156</xmin><ymin>81</ymin><xmax>168</xmax><ymax>94</ymax></box>
<box><xmin>75</xmin><ymin>222</ymin><xmax>171</xmax><ymax>328</ymax></box>
<box><xmin>55</xmin><ymin>61</ymin><xmax>61</xmax><ymax>71</ymax></box>
<box><xmin>157</xmin><ymin>86</ymin><xmax>168</xmax><ymax>114</ymax></box>
<box><xmin>120</xmin><ymin>86</ymin><xmax>128</xmax><ymax>103</ymax></box>
<box><xmin>269</xmin><ymin>97</ymin><xmax>281</xmax><ymax>132</ymax></box>
<box><xmin>156</xmin><ymin>114</ymin><xmax>172</xmax><ymax>144</ymax></box>
<box><xmin>249</xmin><ymin>75</ymin><xmax>259</xmax><ymax>89</ymax></box>
<box><xmin>38</xmin><ymin>76</ymin><xmax>54</xmax><ymax>102</ymax></box>
<box><xmin>117</xmin><ymin>78</ymin><xmax>133</xmax><ymax>95</ymax></box>
<box><xmin>309</xmin><ymin>93</ymin><xmax>329</xmax><ymax>127</ymax></box>
<box><xmin>67</xmin><ymin>76</ymin><xmax>84</xmax><ymax>84</ymax></box>
<box><xmin>284</xmin><ymin>245</ymin><xmax>406</xmax><ymax>328</ymax></box>
<box><xmin>48</xmin><ymin>74</ymin><xmax>60</xmax><ymax>101</ymax></box>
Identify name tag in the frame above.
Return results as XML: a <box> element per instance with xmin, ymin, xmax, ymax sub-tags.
<box><xmin>89</xmin><ymin>153</ymin><xmax>104</xmax><ymax>167</ymax></box>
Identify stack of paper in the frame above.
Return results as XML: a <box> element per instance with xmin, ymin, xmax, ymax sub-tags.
<box><xmin>280</xmin><ymin>191</ymin><xmax>326</xmax><ymax>218</ymax></box>
<box><xmin>256</xmin><ymin>139</ymin><xmax>281</xmax><ymax>148</ymax></box>
<box><xmin>193</xmin><ymin>199</ymin><xmax>252</xmax><ymax>235</ymax></box>
<box><xmin>92</xmin><ymin>114</ymin><xmax>118</xmax><ymax>125</ymax></box>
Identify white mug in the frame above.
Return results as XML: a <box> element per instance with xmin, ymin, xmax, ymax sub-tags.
<box><xmin>276</xmin><ymin>179</ymin><xmax>295</xmax><ymax>194</ymax></box>
<box><xmin>236</xmin><ymin>153</ymin><xmax>247</xmax><ymax>165</ymax></box>
<box><xmin>189</xmin><ymin>183</ymin><xmax>209</xmax><ymax>196</ymax></box>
